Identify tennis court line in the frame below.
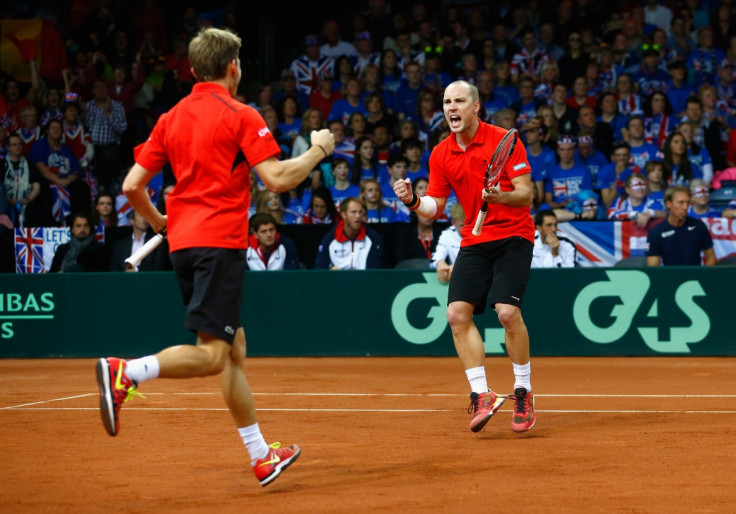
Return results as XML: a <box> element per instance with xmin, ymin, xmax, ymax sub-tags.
<box><xmin>2</xmin><ymin>392</ymin><xmax>736</xmax><ymax>411</ymax></box>
<box><xmin>3</xmin><ymin>406</ymin><xmax>736</xmax><ymax>414</ymax></box>
<box><xmin>198</xmin><ymin>393</ymin><xmax>736</xmax><ymax>398</ymax></box>
<box><xmin>0</xmin><ymin>393</ymin><xmax>95</xmax><ymax>410</ymax></box>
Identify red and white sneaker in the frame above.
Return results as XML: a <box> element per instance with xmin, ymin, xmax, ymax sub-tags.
<box><xmin>96</xmin><ymin>357</ymin><xmax>143</xmax><ymax>436</ymax></box>
<box><xmin>511</xmin><ymin>387</ymin><xmax>535</xmax><ymax>433</ymax></box>
<box><xmin>467</xmin><ymin>390</ymin><xmax>506</xmax><ymax>432</ymax></box>
<box><xmin>253</xmin><ymin>442</ymin><xmax>302</xmax><ymax>487</ymax></box>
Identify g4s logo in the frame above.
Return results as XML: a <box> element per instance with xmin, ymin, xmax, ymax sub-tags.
<box><xmin>391</xmin><ymin>273</ymin><xmax>506</xmax><ymax>353</ymax></box>
<box><xmin>391</xmin><ymin>273</ymin><xmax>447</xmax><ymax>345</ymax></box>
<box><xmin>573</xmin><ymin>270</ymin><xmax>710</xmax><ymax>353</ymax></box>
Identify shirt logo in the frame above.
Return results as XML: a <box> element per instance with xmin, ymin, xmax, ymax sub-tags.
<box><xmin>688</xmin><ymin>226</ymin><xmax>696</xmax><ymax>231</ymax></box>
<box><xmin>662</xmin><ymin>230</ymin><xmax>675</xmax><ymax>238</ymax></box>
<box><xmin>512</xmin><ymin>163</ymin><xmax>527</xmax><ymax>171</ymax></box>
<box><xmin>258</xmin><ymin>127</ymin><xmax>271</xmax><ymax>138</ymax></box>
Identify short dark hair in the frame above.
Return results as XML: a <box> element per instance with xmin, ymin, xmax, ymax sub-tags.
<box><xmin>250</xmin><ymin>212</ymin><xmax>277</xmax><ymax>231</ymax></box>
<box><xmin>400</xmin><ymin>137</ymin><xmax>423</xmax><ymax>152</ymax></box>
<box><xmin>534</xmin><ymin>209</ymin><xmax>556</xmax><ymax>227</ymax></box>
<box><xmin>70</xmin><ymin>211</ymin><xmax>92</xmax><ymax>226</ymax></box>
<box><xmin>387</xmin><ymin>154</ymin><xmax>409</xmax><ymax>168</ymax></box>
<box><xmin>611</xmin><ymin>141</ymin><xmax>631</xmax><ymax>154</ymax></box>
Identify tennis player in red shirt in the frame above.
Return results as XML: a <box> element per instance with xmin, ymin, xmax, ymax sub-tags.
<box><xmin>95</xmin><ymin>28</ymin><xmax>335</xmax><ymax>487</ymax></box>
<box><xmin>394</xmin><ymin>80</ymin><xmax>536</xmax><ymax>434</ymax></box>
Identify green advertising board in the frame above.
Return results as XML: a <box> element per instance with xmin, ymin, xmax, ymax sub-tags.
<box><xmin>0</xmin><ymin>268</ymin><xmax>733</xmax><ymax>358</ymax></box>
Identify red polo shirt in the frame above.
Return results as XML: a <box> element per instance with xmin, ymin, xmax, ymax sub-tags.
<box><xmin>135</xmin><ymin>82</ymin><xmax>281</xmax><ymax>251</ymax></box>
<box><xmin>427</xmin><ymin>120</ymin><xmax>535</xmax><ymax>245</ymax></box>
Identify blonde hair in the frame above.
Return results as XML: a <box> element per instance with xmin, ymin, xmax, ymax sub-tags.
<box><xmin>189</xmin><ymin>28</ymin><xmax>241</xmax><ymax>81</ymax></box>
<box><xmin>450</xmin><ymin>203</ymin><xmax>465</xmax><ymax>221</ymax></box>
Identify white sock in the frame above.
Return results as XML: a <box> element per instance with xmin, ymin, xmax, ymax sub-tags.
<box><xmin>465</xmin><ymin>366</ymin><xmax>489</xmax><ymax>394</ymax></box>
<box><xmin>125</xmin><ymin>356</ymin><xmax>160</xmax><ymax>385</ymax></box>
<box><xmin>238</xmin><ymin>423</ymin><xmax>269</xmax><ymax>465</ymax></box>
<box><xmin>513</xmin><ymin>362</ymin><xmax>532</xmax><ymax>393</ymax></box>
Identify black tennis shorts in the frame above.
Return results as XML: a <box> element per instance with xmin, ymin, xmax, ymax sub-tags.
<box><xmin>448</xmin><ymin>236</ymin><xmax>533</xmax><ymax>314</ymax></box>
<box><xmin>169</xmin><ymin>247</ymin><xmax>247</xmax><ymax>344</ymax></box>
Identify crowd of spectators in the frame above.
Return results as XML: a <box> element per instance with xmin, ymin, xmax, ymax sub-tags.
<box><xmin>2</xmin><ymin>0</ymin><xmax>736</xmax><ymax>272</ymax></box>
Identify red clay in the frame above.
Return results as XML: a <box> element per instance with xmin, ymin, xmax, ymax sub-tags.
<box><xmin>1</xmin><ymin>357</ymin><xmax>734</xmax><ymax>513</ymax></box>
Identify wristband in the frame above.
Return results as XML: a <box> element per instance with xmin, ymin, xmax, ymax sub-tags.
<box><xmin>403</xmin><ymin>193</ymin><xmax>437</xmax><ymax>217</ymax></box>
<box><xmin>403</xmin><ymin>193</ymin><xmax>420</xmax><ymax>210</ymax></box>
<box><xmin>314</xmin><ymin>144</ymin><xmax>328</xmax><ymax>158</ymax></box>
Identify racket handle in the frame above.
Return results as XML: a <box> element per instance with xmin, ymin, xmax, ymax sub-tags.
<box><xmin>472</xmin><ymin>203</ymin><xmax>488</xmax><ymax>236</ymax></box>
<box><xmin>124</xmin><ymin>233</ymin><xmax>164</xmax><ymax>270</ymax></box>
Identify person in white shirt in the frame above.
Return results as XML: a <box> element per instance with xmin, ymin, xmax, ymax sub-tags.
<box><xmin>531</xmin><ymin>209</ymin><xmax>577</xmax><ymax>268</ymax></box>
<box><xmin>319</xmin><ymin>19</ymin><xmax>358</xmax><ymax>58</ymax></box>
<box><xmin>432</xmin><ymin>203</ymin><xmax>465</xmax><ymax>283</ymax></box>
<box><xmin>109</xmin><ymin>210</ymin><xmax>171</xmax><ymax>271</ymax></box>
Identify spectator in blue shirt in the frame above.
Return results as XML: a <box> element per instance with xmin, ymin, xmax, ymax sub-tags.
<box><xmin>545</xmin><ymin>135</ymin><xmax>593</xmax><ymax>209</ymax></box>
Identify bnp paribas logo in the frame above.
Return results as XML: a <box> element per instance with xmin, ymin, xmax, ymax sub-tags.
<box><xmin>573</xmin><ymin>271</ymin><xmax>710</xmax><ymax>353</ymax></box>
<box><xmin>0</xmin><ymin>293</ymin><xmax>55</xmax><ymax>339</ymax></box>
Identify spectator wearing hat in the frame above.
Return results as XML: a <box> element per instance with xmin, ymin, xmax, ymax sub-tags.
<box><xmin>665</xmin><ymin>59</ymin><xmax>697</xmax><ymax>116</ymax></box>
<box><xmin>353</xmin><ymin>30</ymin><xmax>380</xmax><ymax>76</ymax></box>
<box><xmin>554</xmin><ymin>189</ymin><xmax>606</xmax><ymax>222</ymax></box>
<box><xmin>575</xmin><ymin>134</ymin><xmax>608</xmax><ymax>188</ymax></box>
<box><xmin>273</xmin><ymin>70</ymin><xmax>310</xmax><ymax>112</ymax></box>
<box><xmin>714</xmin><ymin>59</ymin><xmax>736</xmax><ymax>118</ymax></box>
<box><xmin>320</xmin><ymin>19</ymin><xmax>358</xmax><ymax>59</ymax></box>
<box><xmin>544</xmin><ymin>135</ymin><xmax>593</xmax><ymax>210</ymax></box>
<box><xmin>290</xmin><ymin>35</ymin><xmax>334</xmax><ymax>96</ymax></box>
<box><xmin>686</xmin><ymin>27</ymin><xmax>726</xmax><ymax>87</ymax></box>
<box><xmin>635</xmin><ymin>47</ymin><xmax>671</xmax><ymax>97</ymax></box>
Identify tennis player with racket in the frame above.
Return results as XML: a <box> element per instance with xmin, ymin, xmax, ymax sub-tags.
<box><xmin>95</xmin><ymin>28</ymin><xmax>334</xmax><ymax>487</ymax></box>
<box><xmin>394</xmin><ymin>80</ymin><xmax>537</xmax><ymax>433</ymax></box>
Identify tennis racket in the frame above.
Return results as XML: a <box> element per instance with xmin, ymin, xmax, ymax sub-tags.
<box><xmin>471</xmin><ymin>128</ymin><xmax>519</xmax><ymax>236</ymax></box>
<box><xmin>124</xmin><ymin>232</ymin><xmax>165</xmax><ymax>270</ymax></box>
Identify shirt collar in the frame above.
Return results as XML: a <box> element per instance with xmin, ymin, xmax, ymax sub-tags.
<box><xmin>448</xmin><ymin>119</ymin><xmax>488</xmax><ymax>153</ymax></box>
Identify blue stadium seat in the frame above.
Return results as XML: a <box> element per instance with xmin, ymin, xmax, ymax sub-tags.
<box><xmin>709</xmin><ymin>185</ymin><xmax>736</xmax><ymax>209</ymax></box>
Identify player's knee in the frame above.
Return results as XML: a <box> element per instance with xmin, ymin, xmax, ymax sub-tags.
<box><xmin>446</xmin><ymin>304</ymin><xmax>472</xmax><ymax>330</ymax></box>
<box><xmin>197</xmin><ymin>340</ymin><xmax>230</xmax><ymax>375</ymax></box>
<box><xmin>496</xmin><ymin>304</ymin><xmax>521</xmax><ymax>329</ymax></box>
<box><xmin>204</xmin><ymin>351</ymin><xmax>228</xmax><ymax>375</ymax></box>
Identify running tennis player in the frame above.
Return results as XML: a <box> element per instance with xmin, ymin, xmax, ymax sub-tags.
<box><xmin>95</xmin><ymin>28</ymin><xmax>334</xmax><ymax>487</ymax></box>
<box><xmin>393</xmin><ymin>80</ymin><xmax>536</xmax><ymax>433</ymax></box>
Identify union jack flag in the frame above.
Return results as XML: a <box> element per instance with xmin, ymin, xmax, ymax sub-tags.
<box><xmin>289</xmin><ymin>55</ymin><xmax>334</xmax><ymax>96</ymax></box>
<box><xmin>552</xmin><ymin>179</ymin><xmax>569</xmax><ymax>199</ymax></box>
<box><xmin>81</xmin><ymin>168</ymin><xmax>99</xmax><ymax>210</ymax></box>
<box><xmin>50</xmin><ymin>184</ymin><xmax>71</xmax><ymax>224</ymax></box>
<box><xmin>14</xmin><ymin>227</ymin><xmax>45</xmax><ymax>274</ymax></box>
<box><xmin>14</xmin><ymin>226</ymin><xmax>105</xmax><ymax>273</ymax></box>
<box><xmin>116</xmin><ymin>188</ymin><xmax>156</xmax><ymax>225</ymax></box>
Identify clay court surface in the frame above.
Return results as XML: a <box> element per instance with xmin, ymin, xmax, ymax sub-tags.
<box><xmin>1</xmin><ymin>357</ymin><xmax>734</xmax><ymax>513</ymax></box>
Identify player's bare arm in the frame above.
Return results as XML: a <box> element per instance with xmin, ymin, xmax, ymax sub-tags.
<box><xmin>393</xmin><ymin>178</ymin><xmax>446</xmax><ymax>219</ymax></box>
<box><xmin>254</xmin><ymin>129</ymin><xmax>335</xmax><ymax>193</ymax></box>
<box><xmin>123</xmin><ymin>163</ymin><xmax>167</xmax><ymax>233</ymax></box>
<box><xmin>482</xmin><ymin>173</ymin><xmax>533</xmax><ymax>207</ymax></box>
